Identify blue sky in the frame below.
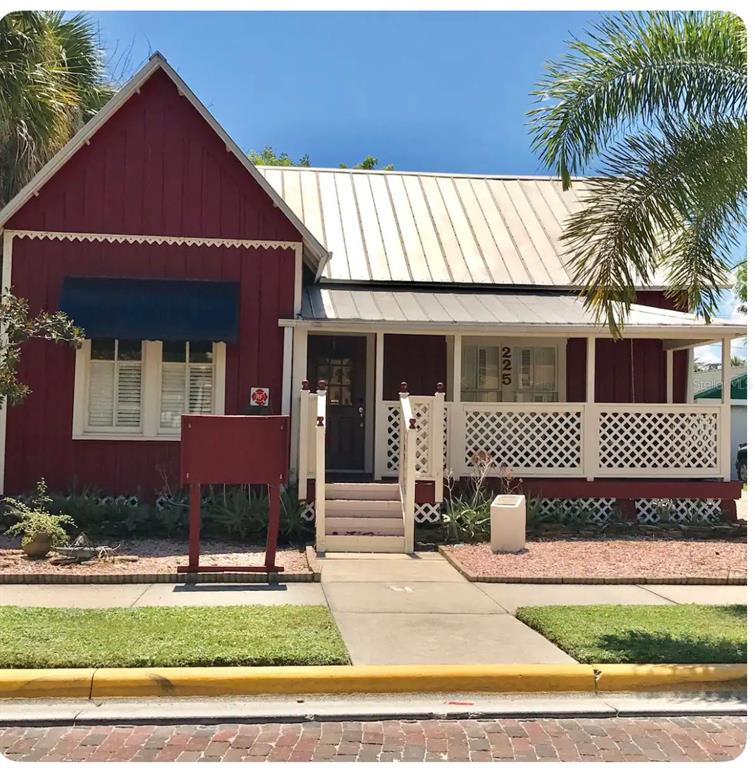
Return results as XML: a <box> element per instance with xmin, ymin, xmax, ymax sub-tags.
<box><xmin>89</xmin><ymin>10</ymin><xmax>602</xmax><ymax>174</ymax></box>
<box><xmin>86</xmin><ymin>10</ymin><xmax>745</xmax><ymax>357</ymax></box>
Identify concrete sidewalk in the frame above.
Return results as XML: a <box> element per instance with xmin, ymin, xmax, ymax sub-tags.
<box><xmin>315</xmin><ymin>553</ymin><xmax>747</xmax><ymax>666</ymax></box>
<box><xmin>0</xmin><ymin>554</ymin><xmax>746</xmax><ymax>666</ymax></box>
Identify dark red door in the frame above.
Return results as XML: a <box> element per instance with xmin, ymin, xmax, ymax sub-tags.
<box><xmin>307</xmin><ymin>335</ymin><xmax>367</xmax><ymax>471</ymax></box>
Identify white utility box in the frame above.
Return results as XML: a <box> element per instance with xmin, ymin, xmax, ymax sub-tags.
<box><xmin>490</xmin><ymin>494</ymin><xmax>526</xmax><ymax>553</ymax></box>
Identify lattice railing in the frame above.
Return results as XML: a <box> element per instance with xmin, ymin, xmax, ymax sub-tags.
<box><xmin>462</xmin><ymin>404</ymin><xmax>584</xmax><ymax>475</ymax></box>
<box><xmin>596</xmin><ymin>405</ymin><xmax>721</xmax><ymax>477</ymax></box>
<box><xmin>379</xmin><ymin>398</ymin><xmax>447</xmax><ymax>480</ymax></box>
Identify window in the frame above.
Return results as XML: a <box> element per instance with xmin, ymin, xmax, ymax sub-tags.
<box><xmin>73</xmin><ymin>339</ymin><xmax>225</xmax><ymax>440</ymax></box>
<box><xmin>86</xmin><ymin>339</ymin><xmax>143</xmax><ymax>431</ymax></box>
<box><xmin>461</xmin><ymin>339</ymin><xmax>562</xmax><ymax>402</ymax></box>
<box><xmin>160</xmin><ymin>341</ymin><xmax>215</xmax><ymax>432</ymax></box>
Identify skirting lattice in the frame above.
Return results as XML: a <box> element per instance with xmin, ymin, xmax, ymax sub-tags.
<box><xmin>300</xmin><ymin>501</ymin><xmax>316</xmax><ymax>522</ymax></box>
<box><xmin>636</xmin><ymin>498</ymin><xmax>722</xmax><ymax>525</ymax></box>
<box><xmin>534</xmin><ymin>498</ymin><xmax>616</xmax><ymax>525</ymax></box>
<box><xmin>415</xmin><ymin>502</ymin><xmax>441</xmax><ymax>524</ymax></box>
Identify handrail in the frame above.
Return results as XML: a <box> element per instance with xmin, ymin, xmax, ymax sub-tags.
<box><xmin>297</xmin><ymin>380</ymin><xmax>311</xmax><ymax>501</ymax></box>
<box><xmin>314</xmin><ymin>379</ymin><xmax>327</xmax><ymax>552</ymax></box>
<box><xmin>398</xmin><ymin>382</ymin><xmax>416</xmax><ymax>553</ymax></box>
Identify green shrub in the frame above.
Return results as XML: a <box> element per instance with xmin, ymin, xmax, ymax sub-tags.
<box><xmin>3</xmin><ymin>481</ymin><xmax>312</xmax><ymax>545</ymax></box>
<box><xmin>3</xmin><ymin>479</ymin><xmax>74</xmax><ymax>547</ymax></box>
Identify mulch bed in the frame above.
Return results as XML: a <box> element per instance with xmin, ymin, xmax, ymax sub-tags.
<box><xmin>440</xmin><ymin>537</ymin><xmax>747</xmax><ymax>584</ymax></box>
<box><xmin>0</xmin><ymin>536</ymin><xmax>312</xmax><ymax>583</ymax></box>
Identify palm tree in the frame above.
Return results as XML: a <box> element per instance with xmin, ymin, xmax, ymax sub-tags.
<box><xmin>529</xmin><ymin>11</ymin><xmax>746</xmax><ymax>335</ymax></box>
<box><xmin>0</xmin><ymin>11</ymin><xmax>114</xmax><ymax>207</ymax></box>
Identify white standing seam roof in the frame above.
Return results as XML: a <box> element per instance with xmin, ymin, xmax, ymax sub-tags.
<box><xmin>300</xmin><ymin>286</ymin><xmax>745</xmax><ymax>334</ymax></box>
<box><xmin>260</xmin><ymin>166</ymin><xmax>638</xmax><ymax>288</ymax></box>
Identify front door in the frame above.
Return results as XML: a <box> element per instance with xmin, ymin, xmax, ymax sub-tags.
<box><xmin>307</xmin><ymin>335</ymin><xmax>367</xmax><ymax>471</ymax></box>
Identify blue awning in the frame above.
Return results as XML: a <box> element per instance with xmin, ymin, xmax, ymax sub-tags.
<box><xmin>59</xmin><ymin>277</ymin><xmax>239</xmax><ymax>342</ymax></box>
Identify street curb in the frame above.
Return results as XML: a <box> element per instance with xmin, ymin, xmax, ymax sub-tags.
<box><xmin>437</xmin><ymin>547</ymin><xmax>747</xmax><ymax>584</ymax></box>
<box><xmin>0</xmin><ymin>664</ymin><xmax>745</xmax><ymax>699</ymax></box>
<box><xmin>0</xmin><ymin>571</ymin><xmax>319</xmax><ymax>585</ymax></box>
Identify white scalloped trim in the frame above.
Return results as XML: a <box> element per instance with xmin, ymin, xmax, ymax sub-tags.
<box><xmin>8</xmin><ymin>228</ymin><xmax>298</xmax><ymax>251</ymax></box>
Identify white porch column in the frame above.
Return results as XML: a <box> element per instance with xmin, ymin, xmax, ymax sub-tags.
<box><xmin>584</xmin><ymin>336</ymin><xmax>597</xmax><ymax>480</ymax></box>
<box><xmin>720</xmin><ymin>337</ymin><xmax>732</xmax><ymax>480</ymax></box>
<box><xmin>289</xmin><ymin>326</ymin><xmax>308</xmax><ymax>479</ymax></box>
<box><xmin>373</xmin><ymin>331</ymin><xmax>384</xmax><ymax>480</ymax></box>
<box><xmin>449</xmin><ymin>333</ymin><xmax>465</xmax><ymax>477</ymax></box>
<box><xmin>665</xmin><ymin>349</ymin><xmax>674</xmax><ymax>403</ymax></box>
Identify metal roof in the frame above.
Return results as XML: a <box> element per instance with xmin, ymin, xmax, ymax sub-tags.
<box><xmin>299</xmin><ymin>286</ymin><xmax>746</xmax><ymax>335</ymax></box>
<box><xmin>260</xmin><ymin>166</ymin><xmax>658</xmax><ymax>288</ymax></box>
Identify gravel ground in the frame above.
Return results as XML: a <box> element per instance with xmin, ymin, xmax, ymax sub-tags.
<box><xmin>0</xmin><ymin>536</ymin><xmax>310</xmax><ymax>575</ymax></box>
<box><xmin>441</xmin><ymin>538</ymin><xmax>746</xmax><ymax>581</ymax></box>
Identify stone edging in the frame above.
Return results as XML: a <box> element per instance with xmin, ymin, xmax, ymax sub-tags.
<box><xmin>437</xmin><ymin>547</ymin><xmax>747</xmax><ymax>585</ymax></box>
<box><xmin>0</xmin><ymin>571</ymin><xmax>318</xmax><ymax>585</ymax></box>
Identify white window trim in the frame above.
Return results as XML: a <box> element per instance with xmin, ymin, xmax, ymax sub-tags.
<box><xmin>460</xmin><ymin>336</ymin><xmax>567</xmax><ymax>403</ymax></box>
<box><xmin>72</xmin><ymin>339</ymin><xmax>226</xmax><ymax>441</ymax></box>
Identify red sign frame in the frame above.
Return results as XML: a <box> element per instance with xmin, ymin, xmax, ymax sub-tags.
<box><xmin>178</xmin><ymin>415</ymin><xmax>290</xmax><ymax>574</ymax></box>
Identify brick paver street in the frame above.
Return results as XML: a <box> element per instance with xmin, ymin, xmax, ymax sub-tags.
<box><xmin>0</xmin><ymin>716</ymin><xmax>746</xmax><ymax>762</ymax></box>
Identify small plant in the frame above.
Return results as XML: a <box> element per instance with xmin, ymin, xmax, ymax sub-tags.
<box><xmin>3</xmin><ymin>479</ymin><xmax>74</xmax><ymax>554</ymax></box>
<box><xmin>442</xmin><ymin>453</ymin><xmax>523</xmax><ymax>544</ymax></box>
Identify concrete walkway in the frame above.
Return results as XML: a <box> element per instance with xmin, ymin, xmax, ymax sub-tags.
<box><xmin>0</xmin><ymin>555</ymin><xmax>746</xmax><ymax>666</ymax></box>
<box><xmin>315</xmin><ymin>553</ymin><xmax>747</xmax><ymax>666</ymax></box>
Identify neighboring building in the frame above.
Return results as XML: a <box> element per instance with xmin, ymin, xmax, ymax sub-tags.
<box><xmin>692</xmin><ymin>365</ymin><xmax>746</xmax><ymax>396</ymax></box>
<box><xmin>0</xmin><ymin>54</ymin><xmax>745</xmax><ymax>552</ymax></box>
<box><xmin>695</xmin><ymin>373</ymin><xmax>748</xmax><ymax>480</ymax></box>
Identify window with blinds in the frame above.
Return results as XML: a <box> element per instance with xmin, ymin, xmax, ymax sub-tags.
<box><xmin>87</xmin><ymin>339</ymin><xmax>143</xmax><ymax>430</ymax></box>
<box><xmin>159</xmin><ymin>341</ymin><xmax>214</xmax><ymax>432</ymax></box>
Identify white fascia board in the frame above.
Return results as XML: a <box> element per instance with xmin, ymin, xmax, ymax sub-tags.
<box><xmin>277</xmin><ymin>318</ymin><xmax>747</xmax><ymax>339</ymax></box>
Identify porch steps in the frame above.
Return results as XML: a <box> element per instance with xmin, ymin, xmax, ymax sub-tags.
<box><xmin>324</xmin><ymin>482</ymin><xmax>400</xmax><ymax>501</ymax></box>
<box><xmin>322</xmin><ymin>534</ymin><xmax>407</xmax><ymax>553</ymax></box>
<box><xmin>321</xmin><ymin>482</ymin><xmax>407</xmax><ymax>553</ymax></box>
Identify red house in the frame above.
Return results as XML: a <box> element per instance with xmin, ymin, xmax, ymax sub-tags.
<box><xmin>0</xmin><ymin>54</ymin><xmax>744</xmax><ymax>553</ymax></box>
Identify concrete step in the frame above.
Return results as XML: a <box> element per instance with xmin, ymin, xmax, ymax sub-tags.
<box><xmin>324</xmin><ymin>516</ymin><xmax>405</xmax><ymax>536</ymax></box>
<box><xmin>322</xmin><ymin>534</ymin><xmax>408</xmax><ymax>553</ymax></box>
<box><xmin>324</xmin><ymin>499</ymin><xmax>403</xmax><ymax>518</ymax></box>
<box><xmin>324</xmin><ymin>482</ymin><xmax>400</xmax><ymax>501</ymax></box>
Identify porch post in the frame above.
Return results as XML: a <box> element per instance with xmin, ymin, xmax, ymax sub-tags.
<box><xmin>665</xmin><ymin>349</ymin><xmax>674</xmax><ymax>403</ymax></box>
<box><xmin>373</xmin><ymin>331</ymin><xmax>384</xmax><ymax>480</ymax></box>
<box><xmin>449</xmin><ymin>334</ymin><xmax>465</xmax><ymax>477</ymax></box>
<box><xmin>720</xmin><ymin>337</ymin><xmax>732</xmax><ymax>480</ymax></box>
<box><xmin>584</xmin><ymin>336</ymin><xmax>597</xmax><ymax>480</ymax></box>
<box><xmin>290</xmin><ymin>326</ymin><xmax>308</xmax><ymax>480</ymax></box>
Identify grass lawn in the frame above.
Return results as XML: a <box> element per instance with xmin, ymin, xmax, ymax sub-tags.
<box><xmin>515</xmin><ymin>604</ymin><xmax>746</xmax><ymax>664</ymax></box>
<box><xmin>0</xmin><ymin>605</ymin><xmax>350</xmax><ymax>668</ymax></box>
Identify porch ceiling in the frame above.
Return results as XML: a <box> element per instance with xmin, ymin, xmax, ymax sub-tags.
<box><xmin>295</xmin><ymin>286</ymin><xmax>745</xmax><ymax>338</ymax></box>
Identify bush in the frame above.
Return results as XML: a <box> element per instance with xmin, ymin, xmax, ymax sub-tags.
<box><xmin>1</xmin><ymin>481</ymin><xmax>312</xmax><ymax>546</ymax></box>
<box><xmin>3</xmin><ymin>479</ymin><xmax>74</xmax><ymax>547</ymax></box>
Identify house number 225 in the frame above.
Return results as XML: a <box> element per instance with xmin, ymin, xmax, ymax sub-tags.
<box><xmin>501</xmin><ymin>346</ymin><xmax>512</xmax><ymax>386</ymax></box>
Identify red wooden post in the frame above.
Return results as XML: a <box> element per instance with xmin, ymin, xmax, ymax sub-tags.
<box><xmin>188</xmin><ymin>483</ymin><xmax>201</xmax><ymax>570</ymax></box>
<box><xmin>265</xmin><ymin>483</ymin><xmax>281</xmax><ymax>569</ymax></box>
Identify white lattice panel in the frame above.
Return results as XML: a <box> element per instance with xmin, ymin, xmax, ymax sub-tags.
<box><xmin>636</xmin><ymin>498</ymin><xmax>722</xmax><ymax>524</ymax></box>
<box><xmin>300</xmin><ymin>501</ymin><xmax>316</xmax><ymax>522</ymax></box>
<box><xmin>415</xmin><ymin>502</ymin><xmax>441</xmax><ymax>524</ymax></box>
<box><xmin>598</xmin><ymin>407</ymin><xmax>719</xmax><ymax>474</ymax></box>
<box><xmin>381</xmin><ymin>399</ymin><xmax>447</xmax><ymax>479</ymax></box>
<box><xmin>463</xmin><ymin>405</ymin><xmax>583</xmax><ymax>473</ymax></box>
<box><xmin>534</xmin><ymin>498</ymin><xmax>616</xmax><ymax>525</ymax></box>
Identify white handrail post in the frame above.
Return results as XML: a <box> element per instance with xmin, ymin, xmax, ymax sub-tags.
<box><xmin>432</xmin><ymin>382</ymin><xmax>446</xmax><ymax>504</ymax></box>
<box><xmin>720</xmin><ymin>337</ymin><xmax>732</xmax><ymax>480</ymax></box>
<box><xmin>583</xmin><ymin>337</ymin><xmax>598</xmax><ymax>481</ymax></box>
<box><xmin>315</xmin><ymin>379</ymin><xmax>327</xmax><ymax>552</ymax></box>
<box><xmin>298</xmin><ymin>380</ymin><xmax>311</xmax><ymax>501</ymax></box>
<box><xmin>405</xmin><ymin>424</ymin><xmax>416</xmax><ymax>554</ymax></box>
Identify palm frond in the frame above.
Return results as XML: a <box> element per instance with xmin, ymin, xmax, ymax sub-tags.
<box><xmin>529</xmin><ymin>11</ymin><xmax>746</xmax><ymax>188</ymax></box>
<box><xmin>564</xmin><ymin>116</ymin><xmax>745</xmax><ymax>335</ymax></box>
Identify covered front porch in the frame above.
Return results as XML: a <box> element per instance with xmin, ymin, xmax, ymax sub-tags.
<box><xmin>286</xmin><ymin>286</ymin><xmax>744</xmax><ymax>549</ymax></box>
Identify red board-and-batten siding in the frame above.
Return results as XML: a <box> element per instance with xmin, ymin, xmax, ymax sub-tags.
<box><xmin>4</xmin><ymin>68</ymin><xmax>301</xmax><ymax>495</ymax></box>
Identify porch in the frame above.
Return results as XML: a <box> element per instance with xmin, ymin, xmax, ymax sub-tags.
<box><xmin>286</xmin><ymin>286</ymin><xmax>744</xmax><ymax>551</ymax></box>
